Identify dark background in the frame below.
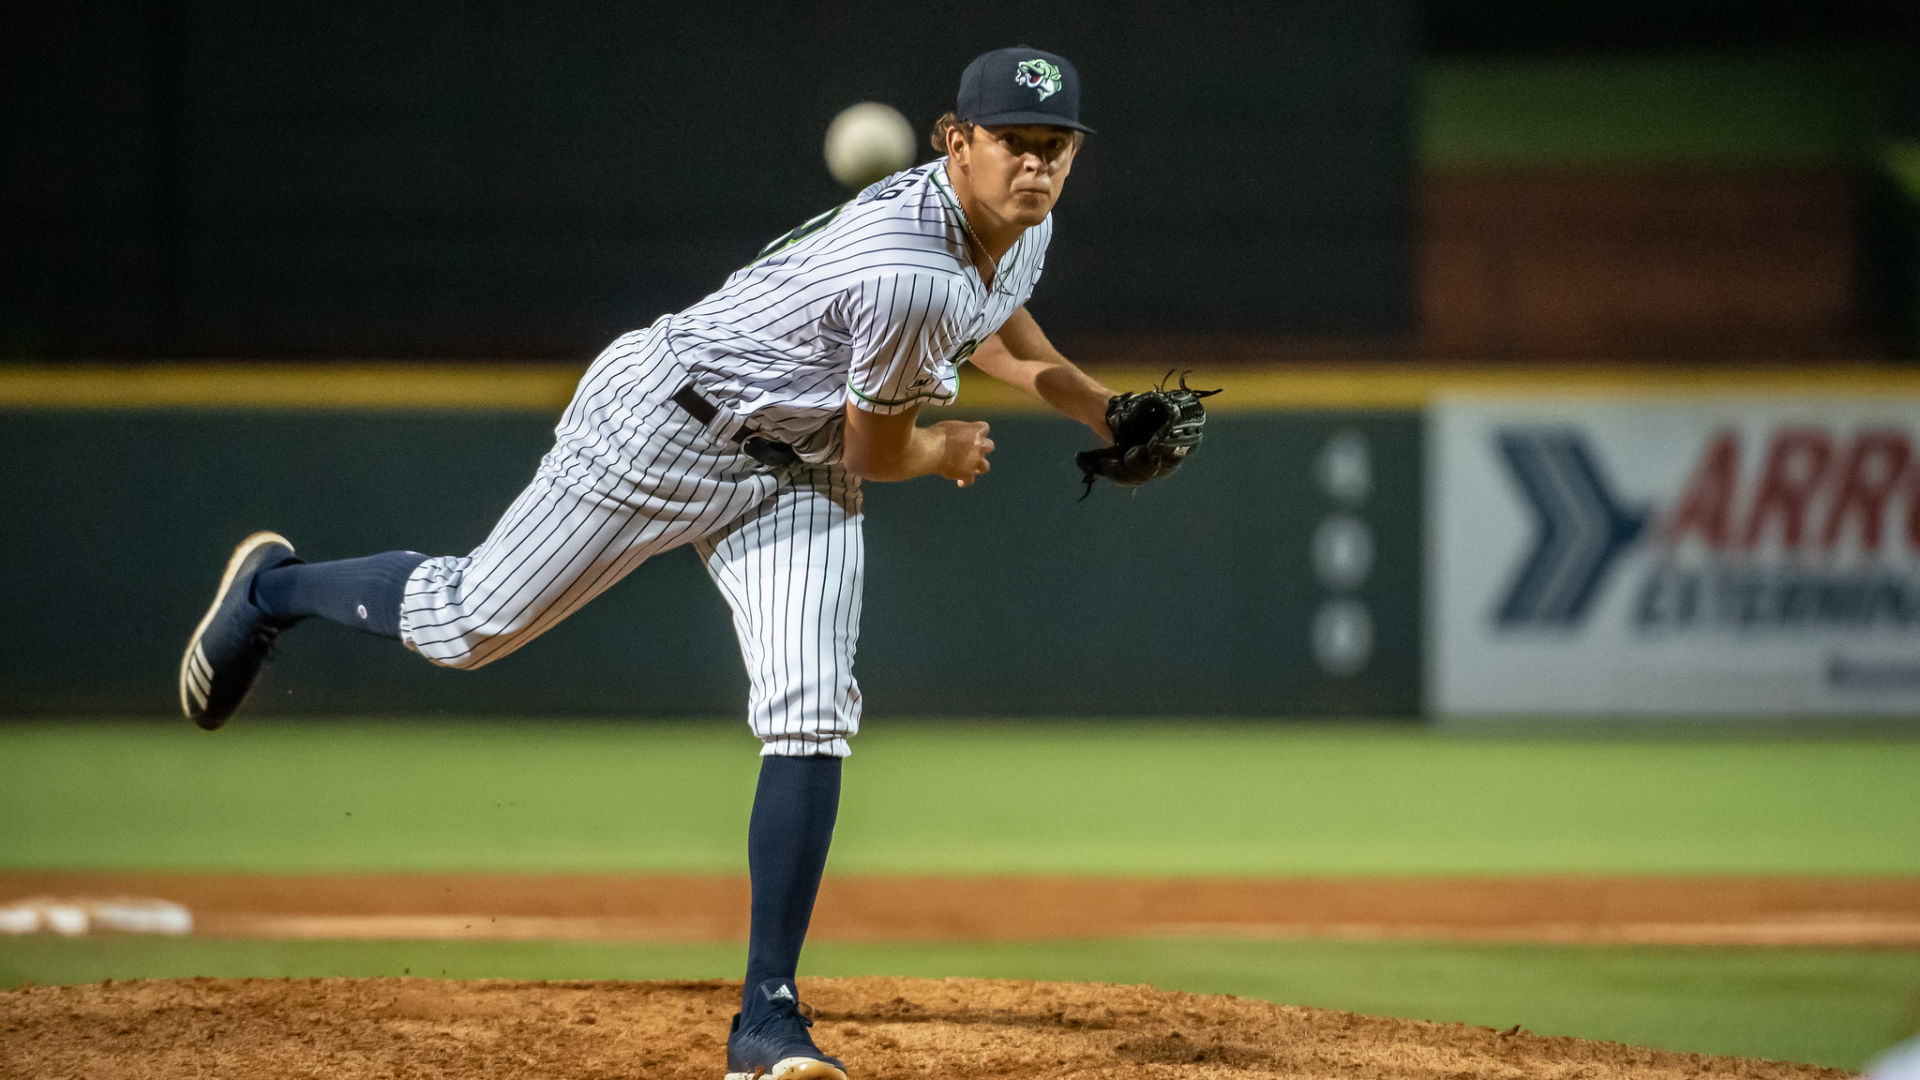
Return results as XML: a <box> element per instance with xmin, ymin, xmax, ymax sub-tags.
<box><xmin>6</xmin><ymin>1</ymin><xmax>1417</xmax><ymax>359</ymax></box>
<box><xmin>1422</xmin><ymin>0</ymin><xmax>1913</xmax><ymax>52</ymax></box>
<box><xmin>7</xmin><ymin>1</ymin><xmax>1916</xmax><ymax>361</ymax></box>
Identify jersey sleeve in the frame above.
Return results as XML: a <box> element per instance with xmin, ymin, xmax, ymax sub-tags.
<box><xmin>842</xmin><ymin>272</ymin><xmax>961</xmax><ymax>415</ymax></box>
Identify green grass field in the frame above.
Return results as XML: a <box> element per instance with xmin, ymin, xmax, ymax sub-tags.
<box><xmin>5</xmin><ymin>720</ymin><xmax>1918</xmax><ymax>875</ymax></box>
<box><xmin>3</xmin><ymin>720</ymin><xmax>1918</xmax><ymax>1069</ymax></box>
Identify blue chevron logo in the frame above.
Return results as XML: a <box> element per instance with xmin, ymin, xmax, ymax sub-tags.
<box><xmin>1494</xmin><ymin>429</ymin><xmax>1651</xmax><ymax>627</ymax></box>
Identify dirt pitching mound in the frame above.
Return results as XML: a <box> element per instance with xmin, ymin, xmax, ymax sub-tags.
<box><xmin>1</xmin><ymin>976</ymin><xmax>1847</xmax><ymax>1080</ymax></box>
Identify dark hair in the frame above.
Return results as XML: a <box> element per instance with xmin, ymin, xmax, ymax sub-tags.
<box><xmin>931</xmin><ymin>112</ymin><xmax>1087</xmax><ymax>154</ymax></box>
<box><xmin>930</xmin><ymin>112</ymin><xmax>974</xmax><ymax>152</ymax></box>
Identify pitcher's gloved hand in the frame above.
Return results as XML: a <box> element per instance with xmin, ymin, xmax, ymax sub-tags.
<box><xmin>1075</xmin><ymin>372</ymin><xmax>1221</xmax><ymax>497</ymax></box>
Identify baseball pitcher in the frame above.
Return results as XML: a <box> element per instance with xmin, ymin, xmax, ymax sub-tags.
<box><xmin>179</xmin><ymin>45</ymin><xmax>1215</xmax><ymax>1080</ymax></box>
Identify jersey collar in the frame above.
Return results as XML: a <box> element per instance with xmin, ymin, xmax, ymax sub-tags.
<box><xmin>929</xmin><ymin>160</ymin><xmax>975</xmax><ymax>245</ymax></box>
<box><xmin>930</xmin><ymin>159</ymin><xmax>1021</xmax><ymax>295</ymax></box>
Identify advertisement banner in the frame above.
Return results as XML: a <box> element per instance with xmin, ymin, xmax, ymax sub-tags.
<box><xmin>1430</xmin><ymin>396</ymin><xmax>1920</xmax><ymax>716</ymax></box>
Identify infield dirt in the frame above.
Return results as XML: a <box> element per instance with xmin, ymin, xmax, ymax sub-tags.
<box><xmin>4</xmin><ymin>870</ymin><xmax>1919</xmax><ymax>946</ymax></box>
<box><xmin>4</xmin><ymin>872</ymin><xmax>1909</xmax><ymax>1078</ymax></box>
<box><xmin>0</xmin><ymin>975</ymin><xmax>1853</xmax><ymax>1080</ymax></box>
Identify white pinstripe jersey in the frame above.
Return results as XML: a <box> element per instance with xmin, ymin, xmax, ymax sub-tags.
<box><xmin>664</xmin><ymin>158</ymin><xmax>1052</xmax><ymax>461</ymax></box>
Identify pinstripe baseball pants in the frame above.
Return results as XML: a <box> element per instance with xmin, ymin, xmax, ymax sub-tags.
<box><xmin>397</xmin><ymin>325</ymin><xmax>865</xmax><ymax>757</ymax></box>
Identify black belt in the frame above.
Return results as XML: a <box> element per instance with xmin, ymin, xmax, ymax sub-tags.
<box><xmin>671</xmin><ymin>383</ymin><xmax>800</xmax><ymax>468</ymax></box>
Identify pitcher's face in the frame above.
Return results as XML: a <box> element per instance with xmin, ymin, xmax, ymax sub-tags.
<box><xmin>950</xmin><ymin>124</ymin><xmax>1078</xmax><ymax>231</ymax></box>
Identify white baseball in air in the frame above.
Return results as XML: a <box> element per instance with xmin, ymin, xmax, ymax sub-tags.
<box><xmin>824</xmin><ymin>102</ymin><xmax>916</xmax><ymax>189</ymax></box>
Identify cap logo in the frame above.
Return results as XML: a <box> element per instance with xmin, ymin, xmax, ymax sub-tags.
<box><xmin>1014</xmin><ymin>58</ymin><xmax>1062</xmax><ymax>102</ymax></box>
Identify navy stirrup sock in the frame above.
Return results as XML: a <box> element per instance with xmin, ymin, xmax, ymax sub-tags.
<box><xmin>249</xmin><ymin>551</ymin><xmax>429</xmax><ymax>639</ymax></box>
<box><xmin>742</xmin><ymin>754</ymin><xmax>842</xmax><ymax>1012</ymax></box>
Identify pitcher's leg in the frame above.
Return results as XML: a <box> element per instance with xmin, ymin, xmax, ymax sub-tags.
<box><xmin>697</xmin><ymin>468</ymin><xmax>866</xmax><ymax>756</ymax></box>
<box><xmin>180</xmin><ymin>327</ymin><xmax>782</xmax><ymax>724</ymax></box>
<box><xmin>400</xmin><ymin>437</ymin><xmax>779</xmax><ymax>670</ymax></box>
<box><xmin>252</xmin><ymin>551</ymin><xmax>428</xmax><ymax>638</ymax></box>
<box><xmin>740</xmin><ymin>753</ymin><xmax>841</xmax><ymax>1012</ymax></box>
<box><xmin>398</xmin><ymin>465</ymin><xmax>644</xmax><ymax>669</ymax></box>
<box><xmin>698</xmin><ymin>468</ymin><xmax>863</xmax><ymax>1028</ymax></box>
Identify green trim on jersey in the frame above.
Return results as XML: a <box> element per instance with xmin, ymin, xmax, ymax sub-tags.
<box><xmin>750</xmin><ymin>203</ymin><xmax>847</xmax><ymax>266</ymax></box>
<box><xmin>846</xmin><ymin>382</ymin><xmax>957</xmax><ymax>408</ymax></box>
<box><xmin>928</xmin><ymin>165</ymin><xmax>971</xmax><ymax>239</ymax></box>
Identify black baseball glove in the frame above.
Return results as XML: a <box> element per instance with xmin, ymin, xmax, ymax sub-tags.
<box><xmin>1075</xmin><ymin>371</ymin><xmax>1221</xmax><ymax>497</ymax></box>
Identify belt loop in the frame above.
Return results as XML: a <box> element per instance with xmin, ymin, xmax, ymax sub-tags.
<box><xmin>671</xmin><ymin>383</ymin><xmax>719</xmax><ymax>428</ymax></box>
<box><xmin>671</xmin><ymin>382</ymin><xmax>798</xmax><ymax>468</ymax></box>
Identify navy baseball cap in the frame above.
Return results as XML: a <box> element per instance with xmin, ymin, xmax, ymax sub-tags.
<box><xmin>956</xmin><ymin>46</ymin><xmax>1094</xmax><ymax>134</ymax></box>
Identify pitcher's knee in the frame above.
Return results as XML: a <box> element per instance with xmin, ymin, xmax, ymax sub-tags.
<box><xmin>399</xmin><ymin>560</ymin><xmax>548</xmax><ymax>670</ymax></box>
<box><xmin>403</xmin><ymin>634</ymin><xmax>497</xmax><ymax>671</ymax></box>
<box><xmin>749</xmin><ymin>678</ymin><xmax>860</xmax><ymax>757</ymax></box>
<box><xmin>402</xmin><ymin>609</ymin><xmax>550</xmax><ymax>670</ymax></box>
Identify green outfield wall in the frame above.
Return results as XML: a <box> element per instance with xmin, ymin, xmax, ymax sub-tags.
<box><xmin>0</xmin><ymin>383</ymin><xmax>1423</xmax><ymax>719</ymax></box>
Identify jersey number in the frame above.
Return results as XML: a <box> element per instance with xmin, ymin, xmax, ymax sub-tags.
<box><xmin>860</xmin><ymin>172</ymin><xmax>916</xmax><ymax>204</ymax></box>
<box><xmin>752</xmin><ymin>205</ymin><xmax>843</xmax><ymax>264</ymax></box>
